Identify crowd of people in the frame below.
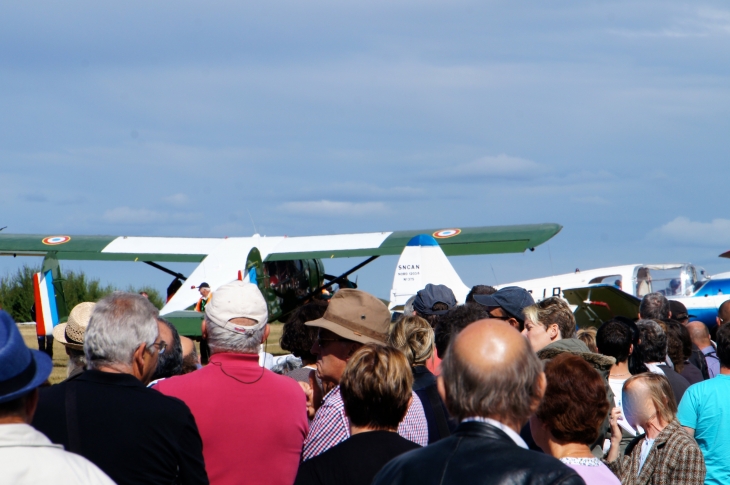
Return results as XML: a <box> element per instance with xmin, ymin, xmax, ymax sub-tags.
<box><xmin>1</xmin><ymin>278</ymin><xmax>729</xmax><ymax>485</ymax></box>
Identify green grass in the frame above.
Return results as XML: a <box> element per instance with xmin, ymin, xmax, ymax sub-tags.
<box><xmin>19</xmin><ymin>323</ymin><xmax>287</xmax><ymax>385</ymax></box>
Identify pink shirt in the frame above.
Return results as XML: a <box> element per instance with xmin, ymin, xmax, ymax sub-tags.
<box><xmin>155</xmin><ymin>353</ymin><xmax>308</xmax><ymax>485</ymax></box>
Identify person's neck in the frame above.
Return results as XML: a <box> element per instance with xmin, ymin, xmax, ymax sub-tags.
<box><xmin>610</xmin><ymin>361</ymin><xmax>631</xmax><ymax>378</ymax></box>
<box><xmin>720</xmin><ymin>366</ymin><xmax>730</xmax><ymax>376</ymax></box>
<box><xmin>350</xmin><ymin>424</ymin><xmax>396</xmax><ymax>436</ymax></box>
<box><xmin>0</xmin><ymin>416</ymin><xmax>27</xmax><ymax>425</ymax></box>
<box><xmin>95</xmin><ymin>364</ymin><xmax>134</xmax><ymax>376</ymax></box>
<box><xmin>547</xmin><ymin>440</ymin><xmax>594</xmax><ymax>460</ymax></box>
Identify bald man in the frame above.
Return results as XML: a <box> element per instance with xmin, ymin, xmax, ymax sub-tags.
<box><xmin>373</xmin><ymin>319</ymin><xmax>583</xmax><ymax>485</ymax></box>
<box><xmin>688</xmin><ymin>322</ymin><xmax>719</xmax><ymax>378</ymax></box>
<box><xmin>717</xmin><ymin>300</ymin><xmax>730</xmax><ymax>329</ymax></box>
<box><xmin>180</xmin><ymin>336</ymin><xmax>201</xmax><ymax>374</ymax></box>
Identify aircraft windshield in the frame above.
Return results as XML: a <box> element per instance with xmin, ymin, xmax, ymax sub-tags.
<box><xmin>635</xmin><ymin>265</ymin><xmax>704</xmax><ymax>297</ymax></box>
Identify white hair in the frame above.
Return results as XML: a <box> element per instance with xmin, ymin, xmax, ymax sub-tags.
<box><xmin>85</xmin><ymin>292</ymin><xmax>159</xmax><ymax>369</ymax></box>
<box><xmin>206</xmin><ymin>316</ymin><xmax>266</xmax><ymax>355</ymax></box>
<box><xmin>66</xmin><ymin>348</ymin><xmax>86</xmax><ymax>377</ymax></box>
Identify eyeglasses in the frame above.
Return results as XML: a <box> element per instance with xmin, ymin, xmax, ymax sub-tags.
<box><xmin>148</xmin><ymin>341</ymin><xmax>168</xmax><ymax>355</ymax></box>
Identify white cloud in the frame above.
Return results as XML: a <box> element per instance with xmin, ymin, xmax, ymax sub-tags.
<box><xmin>655</xmin><ymin>217</ymin><xmax>730</xmax><ymax>246</ymax></box>
<box><xmin>432</xmin><ymin>154</ymin><xmax>544</xmax><ymax>181</ymax></box>
<box><xmin>278</xmin><ymin>200</ymin><xmax>388</xmax><ymax>216</ymax></box>
<box><xmin>163</xmin><ymin>193</ymin><xmax>189</xmax><ymax>206</ymax></box>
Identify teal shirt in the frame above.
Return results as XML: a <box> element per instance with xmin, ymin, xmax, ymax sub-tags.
<box><xmin>677</xmin><ymin>375</ymin><xmax>730</xmax><ymax>485</ymax></box>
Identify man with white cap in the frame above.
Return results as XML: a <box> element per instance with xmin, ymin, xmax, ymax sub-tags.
<box><xmin>302</xmin><ymin>288</ymin><xmax>428</xmax><ymax>461</ymax></box>
<box><xmin>53</xmin><ymin>301</ymin><xmax>94</xmax><ymax>380</ymax></box>
<box><xmin>156</xmin><ymin>280</ymin><xmax>308</xmax><ymax>485</ymax></box>
<box><xmin>0</xmin><ymin>311</ymin><xmax>115</xmax><ymax>484</ymax></box>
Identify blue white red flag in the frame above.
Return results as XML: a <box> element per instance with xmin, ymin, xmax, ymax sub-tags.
<box><xmin>32</xmin><ymin>270</ymin><xmax>59</xmax><ymax>337</ymax></box>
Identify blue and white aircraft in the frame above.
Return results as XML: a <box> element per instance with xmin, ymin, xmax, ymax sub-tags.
<box><xmin>389</xmin><ymin>236</ymin><xmax>730</xmax><ymax>328</ymax></box>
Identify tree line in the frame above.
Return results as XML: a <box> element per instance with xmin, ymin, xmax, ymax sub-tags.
<box><xmin>0</xmin><ymin>264</ymin><xmax>163</xmax><ymax>323</ymax></box>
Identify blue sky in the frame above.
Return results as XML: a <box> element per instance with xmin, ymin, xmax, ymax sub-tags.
<box><xmin>2</xmin><ymin>1</ymin><xmax>730</xmax><ymax>299</ymax></box>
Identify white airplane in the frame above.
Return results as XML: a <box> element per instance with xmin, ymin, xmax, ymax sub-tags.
<box><xmin>388</xmin><ymin>237</ymin><xmax>730</xmax><ymax>327</ymax></box>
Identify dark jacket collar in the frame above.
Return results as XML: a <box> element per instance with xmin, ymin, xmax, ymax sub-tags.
<box><xmin>76</xmin><ymin>369</ymin><xmax>145</xmax><ymax>388</ymax></box>
<box><xmin>453</xmin><ymin>420</ymin><xmax>521</xmax><ymax>446</ymax></box>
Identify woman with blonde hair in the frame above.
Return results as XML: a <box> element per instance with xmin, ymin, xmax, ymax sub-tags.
<box><xmin>605</xmin><ymin>373</ymin><xmax>705</xmax><ymax>484</ymax></box>
<box><xmin>388</xmin><ymin>315</ymin><xmax>454</xmax><ymax>443</ymax></box>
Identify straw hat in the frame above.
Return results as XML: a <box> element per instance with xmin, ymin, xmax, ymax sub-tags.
<box><xmin>53</xmin><ymin>301</ymin><xmax>95</xmax><ymax>350</ymax></box>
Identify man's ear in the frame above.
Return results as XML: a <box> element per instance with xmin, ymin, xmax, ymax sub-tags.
<box><xmin>201</xmin><ymin>320</ymin><xmax>208</xmax><ymax>340</ymax></box>
<box><xmin>629</xmin><ymin>343</ymin><xmax>634</xmax><ymax>356</ymax></box>
<box><xmin>437</xmin><ymin>375</ymin><xmax>447</xmax><ymax>402</ymax></box>
<box><xmin>261</xmin><ymin>324</ymin><xmax>270</xmax><ymax>344</ymax></box>
<box><xmin>548</xmin><ymin>324</ymin><xmax>559</xmax><ymax>339</ymax></box>
<box><xmin>638</xmin><ymin>313</ymin><xmax>642</xmax><ymax>319</ymax></box>
<box><xmin>668</xmin><ymin>311</ymin><xmax>672</xmax><ymax>319</ymax></box>
<box><xmin>531</xmin><ymin>372</ymin><xmax>547</xmax><ymax>413</ymax></box>
<box><xmin>132</xmin><ymin>343</ymin><xmax>147</xmax><ymax>379</ymax></box>
<box><xmin>507</xmin><ymin>318</ymin><xmax>521</xmax><ymax>331</ymax></box>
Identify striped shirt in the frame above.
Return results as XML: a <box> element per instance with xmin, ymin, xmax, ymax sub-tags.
<box><xmin>302</xmin><ymin>385</ymin><xmax>428</xmax><ymax>460</ymax></box>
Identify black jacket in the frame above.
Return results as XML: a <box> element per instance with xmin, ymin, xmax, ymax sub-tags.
<box><xmin>32</xmin><ymin>370</ymin><xmax>209</xmax><ymax>485</ymax></box>
<box><xmin>294</xmin><ymin>431</ymin><xmax>419</xmax><ymax>485</ymax></box>
<box><xmin>656</xmin><ymin>364</ymin><xmax>690</xmax><ymax>403</ymax></box>
<box><xmin>372</xmin><ymin>421</ymin><xmax>585</xmax><ymax>485</ymax></box>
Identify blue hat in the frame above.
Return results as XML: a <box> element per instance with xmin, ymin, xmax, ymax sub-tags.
<box><xmin>0</xmin><ymin>311</ymin><xmax>53</xmax><ymax>404</ymax></box>
<box><xmin>473</xmin><ymin>286</ymin><xmax>535</xmax><ymax>323</ymax></box>
<box><xmin>413</xmin><ymin>284</ymin><xmax>457</xmax><ymax>316</ymax></box>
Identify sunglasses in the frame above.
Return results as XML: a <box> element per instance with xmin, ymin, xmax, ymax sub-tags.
<box><xmin>316</xmin><ymin>331</ymin><xmax>348</xmax><ymax>348</ymax></box>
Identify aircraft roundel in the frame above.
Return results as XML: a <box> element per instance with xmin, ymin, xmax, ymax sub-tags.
<box><xmin>433</xmin><ymin>228</ymin><xmax>461</xmax><ymax>239</ymax></box>
<box><xmin>42</xmin><ymin>235</ymin><xmax>71</xmax><ymax>245</ymax></box>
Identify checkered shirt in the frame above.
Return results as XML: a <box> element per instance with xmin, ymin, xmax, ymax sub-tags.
<box><xmin>302</xmin><ymin>385</ymin><xmax>428</xmax><ymax>461</ymax></box>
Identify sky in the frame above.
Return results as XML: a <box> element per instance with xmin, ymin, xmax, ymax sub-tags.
<box><xmin>2</xmin><ymin>1</ymin><xmax>730</xmax><ymax>300</ymax></box>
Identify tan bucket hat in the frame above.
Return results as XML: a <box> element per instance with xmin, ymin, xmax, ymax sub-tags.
<box><xmin>53</xmin><ymin>301</ymin><xmax>95</xmax><ymax>350</ymax></box>
<box><xmin>305</xmin><ymin>289</ymin><xmax>390</xmax><ymax>344</ymax></box>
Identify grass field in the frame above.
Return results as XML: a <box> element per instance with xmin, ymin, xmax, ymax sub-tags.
<box><xmin>19</xmin><ymin>323</ymin><xmax>286</xmax><ymax>385</ymax></box>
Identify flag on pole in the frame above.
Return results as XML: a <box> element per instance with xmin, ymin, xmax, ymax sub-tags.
<box><xmin>33</xmin><ymin>270</ymin><xmax>60</xmax><ymax>337</ymax></box>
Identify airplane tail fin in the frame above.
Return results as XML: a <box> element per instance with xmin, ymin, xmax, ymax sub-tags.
<box><xmin>389</xmin><ymin>234</ymin><xmax>470</xmax><ymax>310</ymax></box>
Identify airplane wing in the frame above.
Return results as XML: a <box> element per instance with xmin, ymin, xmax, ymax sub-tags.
<box><xmin>0</xmin><ymin>223</ymin><xmax>561</xmax><ymax>262</ymax></box>
<box><xmin>563</xmin><ymin>285</ymin><xmax>640</xmax><ymax>328</ymax></box>
<box><xmin>0</xmin><ymin>223</ymin><xmax>562</xmax><ymax>315</ymax></box>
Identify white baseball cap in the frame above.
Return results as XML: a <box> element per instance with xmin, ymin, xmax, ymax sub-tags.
<box><xmin>204</xmin><ymin>281</ymin><xmax>268</xmax><ymax>334</ymax></box>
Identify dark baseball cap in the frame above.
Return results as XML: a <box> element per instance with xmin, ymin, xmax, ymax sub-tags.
<box><xmin>197</xmin><ymin>282</ymin><xmax>210</xmax><ymax>289</ymax></box>
<box><xmin>413</xmin><ymin>284</ymin><xmax>457</xmax><ymax>316</ymax></box>
<box><xmin>473</xmin><ymin>286</ymin><xmax>535</xmax><ymax>322</ymax></box>
<box><xmin>668</xmin><ymin>300</ymin><xmax>695</xmax><ymax>321</ymax></box>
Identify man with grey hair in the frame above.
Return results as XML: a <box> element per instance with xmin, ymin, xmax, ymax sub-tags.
<box><xmin>638</xmin><ymin>292</ymin><xmax>671</xmax><ymax>320</ymax></box>
<box><xmin>156</xmin><ymin>280</ymin><xmax>308</xmax><ymax>485</ymax></box>
<box><xmin>32</xmin><ymin>292</ymin><xmax>209</xmax><ymax>485</ymax></box>
<box><xmin>373</xmin><ymin>319</ymin><xmax>583</xmax><ymax>485</ymax></box>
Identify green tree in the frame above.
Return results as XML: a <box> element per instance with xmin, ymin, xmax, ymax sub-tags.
<box><xmin>0</xmin><ymin>265</ymin><xmax>38</xmax><ymax>322</ymax></box>
<box><xmin>0</xmin><ymin>264</ymin><xmax>164</xmax><ymax>322</ymax></box>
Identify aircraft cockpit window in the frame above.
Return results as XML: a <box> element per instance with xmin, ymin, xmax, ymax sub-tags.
<box><xmin>639</xmin><ymin>267</ymin><xmax>687</xmax><ymax>297</ymax></box>
<box><xmin>589</xmin><ymin>275</ymin><xmax>622</xmax><ymax>289</ymax></box>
